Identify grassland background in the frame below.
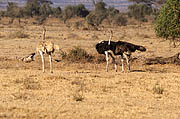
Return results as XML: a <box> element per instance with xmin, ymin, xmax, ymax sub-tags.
<box><xmin>0</xmin><ymin>17</ymin><xmax>180</xmax><ymax>119</ymax></box>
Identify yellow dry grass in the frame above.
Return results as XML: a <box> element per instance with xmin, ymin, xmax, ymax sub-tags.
<box><xmin>0</xmin><ymin>18</ymin><xmax>180</xmax><ymax>119</ymax></box>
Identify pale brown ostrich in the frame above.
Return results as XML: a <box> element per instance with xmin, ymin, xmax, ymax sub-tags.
<box><xmin>36</xmin><ymin>27</ymin><xmax>60</xmax><ymax>73</ymax></box>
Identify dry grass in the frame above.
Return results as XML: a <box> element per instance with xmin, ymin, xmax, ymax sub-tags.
<box><xmin>0</xmin><ymin>18</ymin><xmax>180</xmax><ymax>119</ymax></box>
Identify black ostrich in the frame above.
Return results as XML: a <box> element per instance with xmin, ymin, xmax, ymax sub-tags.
<box><xmin>96</xmin><ymin>32</ymin><xmax>146</xmax><ymax>72</ymax></box>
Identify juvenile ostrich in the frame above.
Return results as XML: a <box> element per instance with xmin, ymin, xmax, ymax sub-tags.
<box><xmin>96</xmin><ymin>31</ymin><xmax>146</xmax><ymax>72</ymax></box>
<box><xmin>36</xmin><ymin>27</ymin><xmax>60</xmax><ymax>73</ymax></box>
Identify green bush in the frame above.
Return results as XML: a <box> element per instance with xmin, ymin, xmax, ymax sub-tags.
<box><xmin>24</xmin><ymin>0</ymin><xmax>40</xmax><ymax>17</ymax></box>
<box><xmin>128</xmin><ymin>4</ymin><xmax>153</xmax><ymax>22</ymax></box>
<box><xmin>94</xmin><ymin>1</ymin><xmax>107</xmax><ymax>14</ymax></box>
<box><xmin>51</xmin><ymin>7</ymin><xmax>62</xmax><ymax>17</ymax></box>
<box><xmin>75</xmin><ymin>4</ymin><xmax>89</xmax><ymax>17</ymax></box>
<box><xmin>39</xmin><ymin>3</ymin><xmax>53</xmax><ymax>17</ymax></box>
<box><xmin>62</xmin><ymin>4</ymin><xmax>89</xmax><ymax>23</ymax></box>
<box><xmin>113</xmin><ymin>14</ymin><xmax>127</xmax><ymax>26</ymax></box>
<box><xmin>155</xmin><ymin>0</ymin><xmax>180</xmax><ymax>45</ymax></box>
<box><xmin>106</xmin><ymin>7</ymin><xmax>127</xmax><ymax>26</ymax></box>
<box><xmin>86</xmin><ymin>12</ymin><xmax>106</xmax><ymax>27</ymax></box>
<box><xmin>86</xmin><ymin>1</ymin><xmax>108</xmax><ymax>27</ymax></box>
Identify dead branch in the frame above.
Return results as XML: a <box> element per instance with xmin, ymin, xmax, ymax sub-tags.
<box><xmin>145</xmin><ymin>52</ymin><xmax>180</xmax><ymax>65</ymax></box>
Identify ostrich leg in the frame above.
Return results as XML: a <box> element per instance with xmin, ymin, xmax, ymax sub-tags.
<box><xmin>39</xmin><ymin>50</ymin><xmax>45</xmax><ymax>73</ymax></box>
<box><xmin>49</xmin><ymin>54</ymin><xmax>53</xmax><ymax>73</ymax></box>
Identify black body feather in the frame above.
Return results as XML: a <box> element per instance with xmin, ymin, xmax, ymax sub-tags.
<box><xmin>96</xmin><ymin>40</ymin><xmax>146</xmax><ymax>55</ymax></box>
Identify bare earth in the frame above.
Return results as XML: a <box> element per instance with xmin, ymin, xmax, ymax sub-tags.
<box><xmin>0</xmin><ymin>18</ymin><xmax>180</xmax><ymax>119</ymax></box>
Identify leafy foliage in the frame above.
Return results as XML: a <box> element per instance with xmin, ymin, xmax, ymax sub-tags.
<box><xmin>94</xmin><ymin>1</ymin><xmax>107</xmax><ymax>14</ymax></box>
<box><xmin>86</xmin><ymin>12</ymin><xmax>105</xmax><ymax>27</ymax></box>
<box><xmin>6</xmin><ymin>2</ymin><xmax>24</xmax><ymax>18</ymax></box>
<box><xmin>86</xmin><ymin>1</ymin><xmax>107</xmax><ymax>27</ymax></box>
<box><xmin>24</xmin><ymin>0</ymin><xmax>40</xmax><ymax>16</ymax></box>
<box><xmin>39</xmin><ymin>3</ymin><xmax>53</xmax><ymax>17</ymax></box>
<box><xmin>128</xmin><ymin>4</ymin><xmax>153</xmax><ymax>22</ymax></box>
<box><xmin>106</xmin><ymin>7</ymin><xmax>127</xmax><ymax>26</ymax></box>
<box><xmin>155</xmin><ymin>0</ymin><xmax>180</xmax><ymax>42</ymax></box>
<box><xmin>62</xmin><ymin>4</ymin><xmax>89</xmax><ymax>23</ymax></box>
<box><xmin>75</xmin><ymin>4</ymin><xmax>89</xmax><ymax>17</ymax></box>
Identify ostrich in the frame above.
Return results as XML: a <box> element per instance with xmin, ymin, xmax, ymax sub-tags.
<box><xmin>96</xmin><ymin>31</ymin><xmax>146</xmax><ymax>72</ymax></box>
<box><xmin>36</xmin><ymin>27</ymin><xmax>60</xmax><ymax>73</ymax></box>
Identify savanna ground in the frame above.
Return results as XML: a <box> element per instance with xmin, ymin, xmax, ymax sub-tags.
<box><xmin>0</xmin><ymin>17</ymin><xmax>180</xmax><ymax>119</ymax></box>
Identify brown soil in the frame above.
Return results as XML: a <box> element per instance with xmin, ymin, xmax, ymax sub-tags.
<box><xmin>0</xmin><ymin>18</ymin><xmax>180</xmax><ymax>119</ymax></box>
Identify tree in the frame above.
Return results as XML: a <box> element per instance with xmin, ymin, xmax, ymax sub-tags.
<box><xmin>52</xmin><ymin>7</ymin><xmax>62</xmax><ymax>17</ymax></box>
<box><xmin>6</xmin><ymin>2</ymin><xmax>24</xmax><ymax>24</ymax></box>
<box><xmin>62</xmin><ymin>4</ymin><xmax>89</xmax><ymax>23</ymax></box>
<box><xmin>75</xmin><ymin>4</ymin><xmax>89</xmax><ymax>17</ymax></box>
<box><xmin>24</xmin><ymin>0</ymin><xmax>41</xmax><ymax>17</ymax></box>
<box><xmin>94</xmin><ymin>1</ymin><xmax>107</xmax><ymax>14</ymax></box>
<box><xmin>39</xmin><ymin>2</ymin><xmax>52</xmax><ymax>17</ymax></box>
<box><xmin>86</xmin><ymin>1</ymin><xmax>107</xmax><ymax>27</ymax></box>
<box><xmin>128</xmin><ymin>4</ymin><xmax>153</xmax><ymax>22</ymax></box>
<box><xmin>155</xmin><ymin>0</ymin><xmax>180</xmax><ymax>46</ymax></box>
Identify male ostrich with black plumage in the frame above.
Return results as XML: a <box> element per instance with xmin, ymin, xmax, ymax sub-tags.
<box><xmin>96</xmin><ymin>31</ymin><xmax>146</xmax><ymax>72</ymax></box>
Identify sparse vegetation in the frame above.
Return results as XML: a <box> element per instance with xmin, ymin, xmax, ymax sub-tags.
<box><xmin>128</xmin><ymin>4</ymin><xmax>153</xmax><ymax>22</ymax></box>
<box><xmin>10</xmin><ymin>30</ymin><xmax>29</xmax><ymax>38</ymax></box>
<box><xmin>0</xmin><ymin>16</ymin><xmax>180</xmax><ymax>119</ymax></box>
<box><xmin>1</xmin><ymin>1</ymin><xmax>180</xmax><ymax>118</ymax></box>
<box><xmin>63</xmin><ymin>46</ymin><xmax>94</xmax><ymax>63</ymax></box>
<box><xmin>152</xmin><ymin>83</ymin><xmax>164</xmax><ymax>94</ymax></box>
<box><xmin>23</xmin><ymin>78</ymin><xmax>41</xmax><ymax>90</ymax></box>
<box><xmin>71</xmin><ymin>79</ymin><xmax>85</xmax><ymax>102</ymax></box>
<box><xmin>62</xmin><ymin>4</ymin><xmax>89</xmax><ymax>23</ymax></box>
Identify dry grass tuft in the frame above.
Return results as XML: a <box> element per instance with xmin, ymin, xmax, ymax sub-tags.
<box><xmin>93</xmin><ymin>54</ymin><xmax>106</xmax><ymax>64</ymax></box>
<box><xmin>23</xmin><ymin>78</ymin><xmax>41</xmax><ymax>90</ymax></box>
<box><xmin>72</xmin><ymin>79</ymin><xmax>85</xmax><ymax>102</ymax></box>
<box><xmin>9</xmin><ymin>30</ymin><xmax>29</xmax><ymax>38</ymax></box>
<box><xmin>152</xmin><ymin>82</ymin><xmax>164</xmax><ymax>94</ymax></box>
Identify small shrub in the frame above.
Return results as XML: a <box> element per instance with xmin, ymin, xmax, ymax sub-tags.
<box><xmin>64</xmin><ymin>46</ymin><xmax>94</xmax><ymax>63</ymax></box>
<box><xmin>73</xmin><ymin>91</ymin><xmax>84</xmax><ymax>101</ymax></box>
<box><xmin>153</xmin><ymin>83</ymin><xmax>164</xmax><ymax>94</ymax></box>
<box><xmin>11</xmin><ymin>30</ymin><xmax>29</xmax><ymax>38</ymax></box>
<box><xmin>74</xmin><ymin>21</ymin><xmax>84</xmax><ymax>29</ymax></box>
<box><xmin>72</xmin><ymin>79</ymin><xmax>84</xmax><ymax>102</ymax></box>
<box><xmin>113</xmin><ymin>14</ymin><xmax>127</xmax><ymax>26</ymax></box>
<box><xmin>35</xmin><ymin>16</ymin><xmax>46</xmax><ymax>25</ymax></box>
